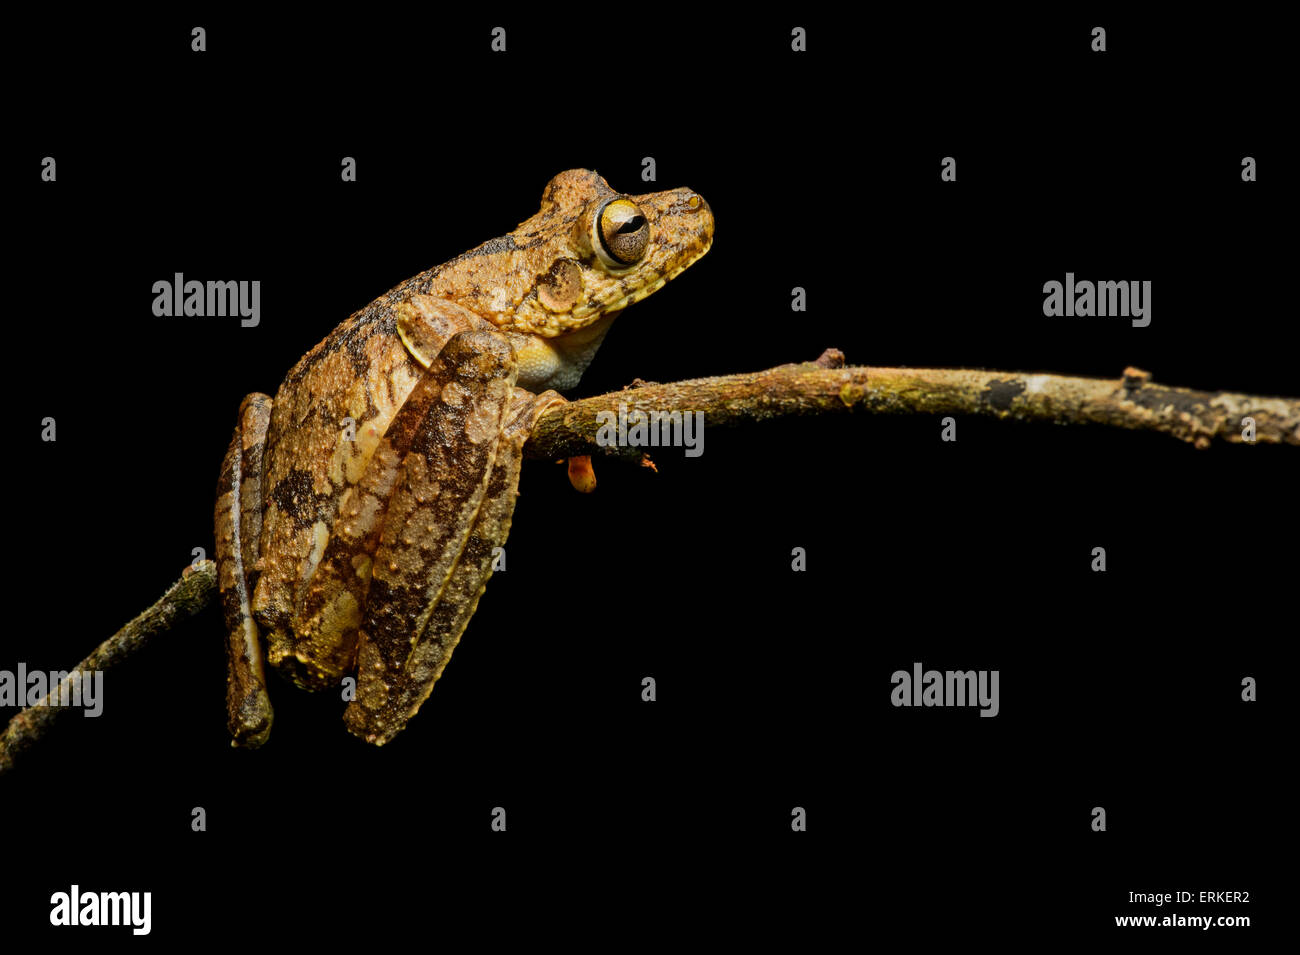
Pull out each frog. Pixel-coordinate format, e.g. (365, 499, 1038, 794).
(214, 169, 713, 748)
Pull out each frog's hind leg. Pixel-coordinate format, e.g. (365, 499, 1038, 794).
(215, 393, 275, 748)
(341, 330, 564, 745)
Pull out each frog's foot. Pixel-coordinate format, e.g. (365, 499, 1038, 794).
(506, 387, 594, 492)
(215, 393, 275, 749)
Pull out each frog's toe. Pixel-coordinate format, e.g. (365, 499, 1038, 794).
(567, 454, 597, 493)
(228, 692, 273, 749)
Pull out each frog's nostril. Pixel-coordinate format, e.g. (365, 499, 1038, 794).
(687, 194, 710, 214)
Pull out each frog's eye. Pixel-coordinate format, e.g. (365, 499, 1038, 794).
(593, 198, 650, 268)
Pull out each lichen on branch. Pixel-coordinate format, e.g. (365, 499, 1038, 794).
(524, 353, 1300, 457)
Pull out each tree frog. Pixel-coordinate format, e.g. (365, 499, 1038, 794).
(214, 169, 713, 748)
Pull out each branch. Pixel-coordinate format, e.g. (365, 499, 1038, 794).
(524, 353, 1300, 457)
(5, 354, 1295, 771)
(0, 561, 217, 774)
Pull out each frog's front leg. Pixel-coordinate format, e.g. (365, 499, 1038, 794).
(342, 329, 563, 744)
(215, 393, 275, 748)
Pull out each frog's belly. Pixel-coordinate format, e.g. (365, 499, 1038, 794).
(251, 314, 423, 688)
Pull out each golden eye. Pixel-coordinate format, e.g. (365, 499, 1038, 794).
(595, 198, 650, 267)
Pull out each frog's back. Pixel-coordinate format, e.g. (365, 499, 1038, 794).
(248, 221, 552, 665)
(250, 276, 434, 686)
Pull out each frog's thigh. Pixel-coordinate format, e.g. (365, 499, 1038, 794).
(291, 331, 494, 680)
(342, 333, 558, 745)
(215, 393, 275, 748)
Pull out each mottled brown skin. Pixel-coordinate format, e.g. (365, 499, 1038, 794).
(214, 169, 713, 747)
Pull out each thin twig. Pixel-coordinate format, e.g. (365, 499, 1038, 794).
(4, 356, 1295, 771)
(525, 358, 1300, 458)
(0, 561, 217, 774)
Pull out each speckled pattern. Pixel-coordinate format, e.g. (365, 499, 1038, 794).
(214, 169, 713, 747)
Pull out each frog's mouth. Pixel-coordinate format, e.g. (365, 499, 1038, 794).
(663, 237, 714, 283)
(599, 236, 714, 314)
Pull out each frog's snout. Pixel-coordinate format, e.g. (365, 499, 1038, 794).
(695, 196, 715, 243)
(643, 185, 713, 244)
(678, 190, 714, 242)
(650, 188, 713, 280)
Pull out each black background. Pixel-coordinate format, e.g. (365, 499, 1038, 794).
(4, 10, 1289, 944)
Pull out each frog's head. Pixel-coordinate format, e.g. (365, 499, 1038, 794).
(523, 168, 714, 333)
(428, 169, 713, 390)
